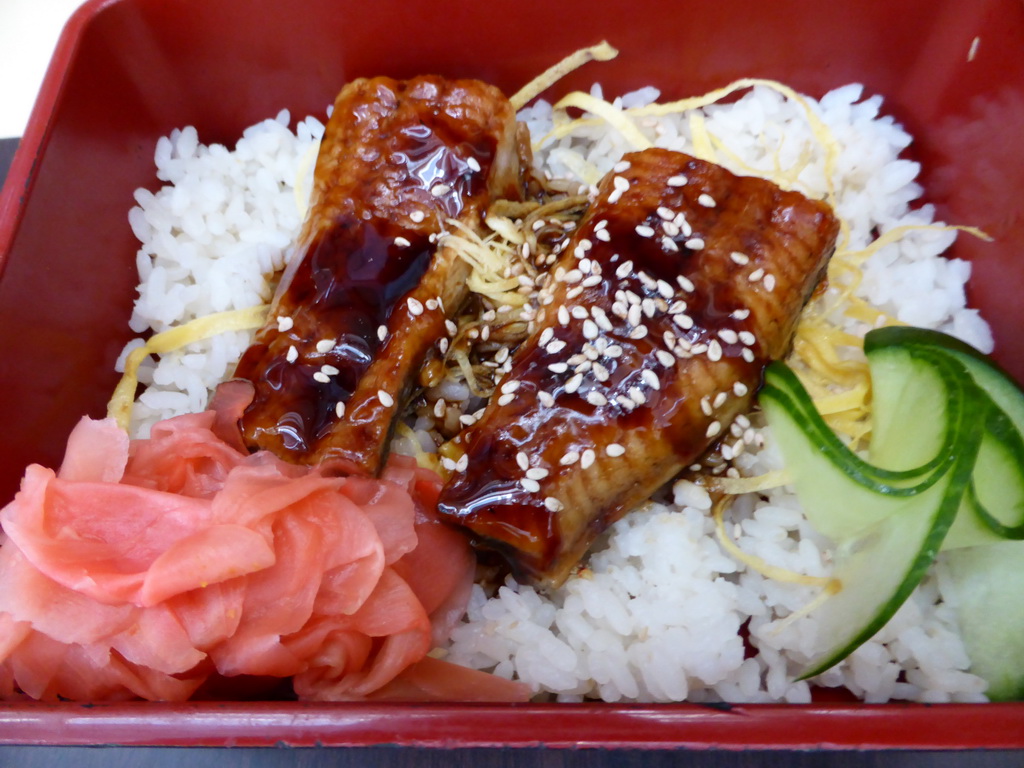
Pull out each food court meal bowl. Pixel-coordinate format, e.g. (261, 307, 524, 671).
(0, 0, 1022, 750)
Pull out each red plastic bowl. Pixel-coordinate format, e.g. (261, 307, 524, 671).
(0, 0, 1022, 750)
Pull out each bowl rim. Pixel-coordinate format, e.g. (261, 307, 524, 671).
(1, 700, 1023, 749)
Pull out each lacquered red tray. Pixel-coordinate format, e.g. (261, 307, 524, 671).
(0, 0, 1022, 749)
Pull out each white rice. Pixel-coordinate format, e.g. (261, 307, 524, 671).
(120, 82, 993, 703)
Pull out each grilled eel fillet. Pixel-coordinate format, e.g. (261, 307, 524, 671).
(233, 76, 523, 475)
(437, 148, 840, 588)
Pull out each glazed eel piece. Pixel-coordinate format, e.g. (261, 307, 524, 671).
(437, 148, 840, 587)
(233, 76, 523, 475)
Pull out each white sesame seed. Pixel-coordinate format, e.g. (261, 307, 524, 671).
(595, 229, 611, 242)
(497, 393, 516, 407)
(445, 319, 458, 335)
(606, 443, 626, 457)
(707, 340, 723, 362)
(749, 267, 765, 282)
(734, 381, 749, 397)
(539, 327, 554, 347)
(564, 374, 584, 394)
(731, 308, 751, 320)
(713, 391, 728, 408)
(539, 391, 556, 408)
(739, 331, 756, 346)
(662, 236, 679, 253)
(721, 443, 734, 461)
(580, 449, 596, 470)
(582, 274, 603, 288)
(741, 348, 756, 363)
(459, 414, 477, 426)
(628, 386, 646, 405)
(276, 315, 294, 333)
(335, 401, 346, 418)
(684, 237, 705, 250)
(455, 454, 469, 472)
(616, 395, 636, 410)
(764, 273, 776, 291)
(667, 175, 688, 187)
(313, 372, 330, 384)
(570, 305, 589, 320)
(656, 280, 675, 300)
(592, 362, 610, 382)
(409, 210, 425, 223)
(613, 160, 632, 173)
(560, 450, 579, 466)
(641, 369, 661, 390)
(582, 319, 599, 340)
(558, 306, 570, 325)
(677, 275, 695, 292)
(613, 175, 630, 192)
(605, 345, 623, 358)
(627, 304, 643, 327)
(656, 349, 676, 367)
(425, 298, 438, 311)
(616, 260, 633, 279)
(635, 224, 655, 238)
(672, 313, 694, 330)
(548, 362, 569, 374)
(286, 345, 299, 363)
(433, 399, 446, 418)
(697, 193, 716, 207)
(466, 156, 481, 172)
(718, 329, 739, 344)
(378, 390, 395, 407)
(730, 251, 749, 265)
(521, 478, 541, 493)
(629, 326, 648, 339)
(526, 467, 549, 480)
(706, 420, 722, 438)
(315, 338, 334, 353)
(321, 364, 340, 376)
(441, 457, 457, 471)
(700, 396, 713, 416)
(516, 451, 530, 470)
(544, 496, 564, 512)
(566, 285, 585, 299)
(439, 338, 449, 355)
(547, 340, 567, 354)
(585, 390, 608, 407)
(501, 380, 521, 395)
(394, 236, 411, 248)
(430, 183, 451, 196)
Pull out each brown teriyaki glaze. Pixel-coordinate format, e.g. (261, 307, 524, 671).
(437, 148, 840, 588)
(233, 75, 523, 475)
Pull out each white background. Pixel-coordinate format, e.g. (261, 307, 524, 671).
(0, 0, 89, 138)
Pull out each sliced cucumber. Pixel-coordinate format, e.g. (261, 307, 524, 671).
(865, 327, 1024, 546)
(761, 349, 964, 543)
(944, 405, 1024, 548)
(866, 326, 1024, 434)
(760, 326, 1024, 691)
(942, 541, 1024, 701)
(796, 438, 977, 680)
